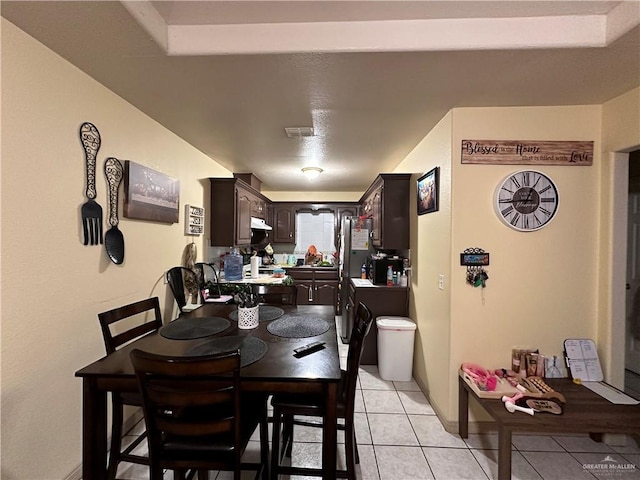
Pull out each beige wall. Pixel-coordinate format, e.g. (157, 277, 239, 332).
(1, 19, 231, 478)
(392, 113, 454, 418)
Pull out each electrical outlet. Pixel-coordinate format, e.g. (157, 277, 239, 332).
(438, 274, 445, 290)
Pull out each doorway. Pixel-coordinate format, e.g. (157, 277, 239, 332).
(627, 149, 640, 396)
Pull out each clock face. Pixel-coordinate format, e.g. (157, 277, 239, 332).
(494, 170, 559, 231)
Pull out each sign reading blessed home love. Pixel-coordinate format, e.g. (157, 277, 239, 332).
(461, 140, 593, 166)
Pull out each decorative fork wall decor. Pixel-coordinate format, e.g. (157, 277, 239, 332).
(79, 122, 103, 245)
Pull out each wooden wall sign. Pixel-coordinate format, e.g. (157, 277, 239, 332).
(461, 140, 593, 166)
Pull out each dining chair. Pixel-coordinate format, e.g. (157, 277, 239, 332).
(254, 284, 298, 305)
(130, 348, 270, 480)
(269, 302, 373, 480)
(97, 297, 163, 480)
(194, 261, 222, 299)
(166, 266, 200, 313)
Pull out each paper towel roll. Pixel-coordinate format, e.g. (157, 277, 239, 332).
(251, 256, 260, 278)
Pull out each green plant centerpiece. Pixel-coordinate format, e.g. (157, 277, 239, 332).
(232, 284, 259, 308)
(282, 275, 294, 286)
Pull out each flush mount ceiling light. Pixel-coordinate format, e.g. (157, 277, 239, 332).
(301, 167, 323, 180)
(285, 127, 315, 138)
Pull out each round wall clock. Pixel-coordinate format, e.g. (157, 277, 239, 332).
(494, 170, 559, 231)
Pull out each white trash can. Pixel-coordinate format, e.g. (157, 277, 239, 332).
(376, 316, 416, 381)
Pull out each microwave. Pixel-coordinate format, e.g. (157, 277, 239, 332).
(368, 256, 404, 285)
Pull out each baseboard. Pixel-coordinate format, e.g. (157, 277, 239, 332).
(65, 409, 145, 479)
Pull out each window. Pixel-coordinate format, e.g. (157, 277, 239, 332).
(295, 212, 336, 255)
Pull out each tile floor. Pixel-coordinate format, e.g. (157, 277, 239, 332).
(112, 319, 640, 480)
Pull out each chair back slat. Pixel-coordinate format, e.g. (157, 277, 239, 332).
(98, 297, 163, 354)
(343, 302, 373, 407)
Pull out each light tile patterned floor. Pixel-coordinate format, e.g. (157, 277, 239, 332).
(111, 319, 640, 480)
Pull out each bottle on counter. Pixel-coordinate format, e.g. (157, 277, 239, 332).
(399, 269, 408, 287)
(361, 264, 367, 279)
(224, 247, 243, 281)
(387, 265, 393, 286)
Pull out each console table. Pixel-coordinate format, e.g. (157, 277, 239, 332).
(458, 374, 640, 480)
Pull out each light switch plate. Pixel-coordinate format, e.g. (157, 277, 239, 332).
(438, 274, 445, 290)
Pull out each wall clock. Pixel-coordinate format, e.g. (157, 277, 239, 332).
(494, 170, 559, 231)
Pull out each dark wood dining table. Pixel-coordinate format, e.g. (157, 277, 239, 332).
(76, 303, 342, 480)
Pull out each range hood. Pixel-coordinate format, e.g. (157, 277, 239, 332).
(251, 217, 272, 230)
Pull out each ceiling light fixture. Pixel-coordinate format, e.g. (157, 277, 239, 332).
(301, 167, 323, 180)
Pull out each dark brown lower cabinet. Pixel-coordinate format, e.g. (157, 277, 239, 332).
(347, 280, 408, 365)
(287, 268, 339, 308)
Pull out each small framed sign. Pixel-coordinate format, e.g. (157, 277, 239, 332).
(417, 167, 439, 215)
(460, 253, 490, 266)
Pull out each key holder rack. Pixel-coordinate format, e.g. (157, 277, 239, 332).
(461, 247, 489, 288)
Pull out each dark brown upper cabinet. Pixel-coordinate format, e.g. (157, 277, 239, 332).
(360, 174, 411, 250)
(209, 177, 270, 247)
(273, 204, 296, 243)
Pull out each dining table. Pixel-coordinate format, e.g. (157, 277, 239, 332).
(75, 303, 342, 480)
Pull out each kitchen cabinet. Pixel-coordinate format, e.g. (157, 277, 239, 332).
(360, 174, 411, 250)
(209, 177, 270, 246)
(273, 204, 296, 243)
(346, 279, 408, 365)
(286, 267, 339, 309)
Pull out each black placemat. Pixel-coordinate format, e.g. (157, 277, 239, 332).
(159, 316, 230, 340)
(267, 315, 330, 338)
(228, 305, 284, 322)
(186, 336, 268, 367)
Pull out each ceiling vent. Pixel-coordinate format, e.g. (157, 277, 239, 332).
(285, 127, 315, 138)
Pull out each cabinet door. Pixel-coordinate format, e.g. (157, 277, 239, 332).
(273, 205, 296, 243)
(235, 188, 252, 245)
(314, 281, 338, 306)
(251, 197, 266, 219)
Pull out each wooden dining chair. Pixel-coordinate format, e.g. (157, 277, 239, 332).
(254, 284, 298, 305)
(130, 348, 270, 480)
(98, 297, 163, 480)
(269, 302, 373, 480)
(166, 266, 200, 313)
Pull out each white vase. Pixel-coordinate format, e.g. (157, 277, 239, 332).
(238, 305, 259, 329)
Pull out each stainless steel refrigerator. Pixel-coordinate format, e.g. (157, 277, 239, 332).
(338, 216, 373, 341)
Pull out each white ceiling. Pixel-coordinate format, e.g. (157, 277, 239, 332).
(2, 1, 640, 192)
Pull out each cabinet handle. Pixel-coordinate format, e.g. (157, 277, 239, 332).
(308, 287, 313, 302)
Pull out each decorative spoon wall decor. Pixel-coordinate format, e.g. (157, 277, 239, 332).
(79, 122, 103, 245)
(104, 157, 125, 264)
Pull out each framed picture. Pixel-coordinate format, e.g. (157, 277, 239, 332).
(417, 167, 439, 215)
(124, 161, 180, 223)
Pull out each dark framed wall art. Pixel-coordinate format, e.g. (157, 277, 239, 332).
(417, 167, 439, 215)
(124, 161, 180, 223)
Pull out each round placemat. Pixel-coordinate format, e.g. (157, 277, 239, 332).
(160, 316, 230, 340)
(267, 316, 330, 338)
(228, 305, 284, 322)
(186, 336, 268, 367)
